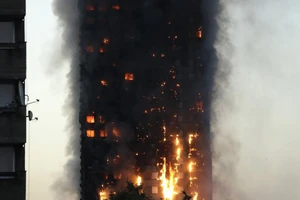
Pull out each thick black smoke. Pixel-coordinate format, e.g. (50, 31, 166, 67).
(51, 0, 80, 199)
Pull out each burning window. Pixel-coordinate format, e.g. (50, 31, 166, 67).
(99, 47, 105, 53)
(112, 128, 119, 137)
(86, 116, 95, 123)
(100, 80, 108, 86)
(113, 173, 122, 180)
(112, 5, 120, 10)
(100, 130, 107, 137)
(196, 101, 203, 111)
(86, 130, 95, 137)
(197, 27, 202, 38)
(103, 38, 109, 44)
(86, 45, 94, 52)
(86, 4, 94, 11)
(99, 115, 105, 123)
(124, 73, 134, 81)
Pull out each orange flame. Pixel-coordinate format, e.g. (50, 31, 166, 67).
(125, 73, 134, 81)
(86, 116, 95, 123)
(112, 5, 120, 10)
(101, 80, 108, 86)
(100, 130, 107, 137)
(136, 176, 142, 186)
(86, 130, 95, 137)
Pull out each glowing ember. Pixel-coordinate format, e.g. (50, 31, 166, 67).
(98, 190, 108, 200)
(112, 5, 120, 10)
(100, 47, 105, 53)
(125, 73, 134, 81)
(103, 38, 109, 44)
(101, 80, 108, 86)
(197, 27, 202, 38)
(162, 125, 167, 142)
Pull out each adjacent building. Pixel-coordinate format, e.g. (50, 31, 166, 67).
(0, 0, 27, 200)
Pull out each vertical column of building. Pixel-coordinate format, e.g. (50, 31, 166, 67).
(0, 0, 27, 200)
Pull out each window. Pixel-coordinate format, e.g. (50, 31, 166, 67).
(100, 130, 107, 137)
(0, 147, 15, 172)
(0, 84, 15, 107)
(86, 116, 95, 123)
(86, 130, 95, 137)
(124, 73, 134, 81)
(0, 22, 15, 43)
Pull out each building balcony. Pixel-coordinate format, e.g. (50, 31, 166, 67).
(0, 171, 26, 200)
(0, 106, 26, 144)
(0, 42, 26, 79)
(0, 0, 25, 17)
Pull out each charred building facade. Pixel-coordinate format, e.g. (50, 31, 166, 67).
(79, 1, 213, 200)
(0, 0, 27, 200)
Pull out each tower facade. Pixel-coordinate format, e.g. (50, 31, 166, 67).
(79, 1, 212, 200)
(0, 0, 27, 200)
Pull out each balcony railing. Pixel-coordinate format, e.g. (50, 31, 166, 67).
(0, 171, 26, 179)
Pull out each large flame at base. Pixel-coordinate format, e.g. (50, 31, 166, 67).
(157, 134, 199, 200)
(159, 157, 178, 200)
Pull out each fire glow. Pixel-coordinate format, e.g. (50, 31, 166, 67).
(157, 132, 200, 200)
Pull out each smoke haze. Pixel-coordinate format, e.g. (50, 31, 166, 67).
(212, 0, 300, 199)
(51, 0, 80, 199)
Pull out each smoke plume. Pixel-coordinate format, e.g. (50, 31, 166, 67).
(212, 0, 300, 199)
(51, 0, 80, 199)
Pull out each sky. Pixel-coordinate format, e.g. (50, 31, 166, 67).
(26, 0, 68, 199)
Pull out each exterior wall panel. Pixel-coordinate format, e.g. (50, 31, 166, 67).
(0, 172, 26, 200)
(0, 0, 25, 16)
(0, 107, 26, 144)
(0, 45, 26, 79)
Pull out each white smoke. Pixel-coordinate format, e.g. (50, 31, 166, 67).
(212, 0, 300, 199)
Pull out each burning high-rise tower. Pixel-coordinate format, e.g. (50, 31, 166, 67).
(77, 0, 217, 200)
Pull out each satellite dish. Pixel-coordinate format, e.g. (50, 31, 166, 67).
(27, 110, 33, 121)
(18, 81, 25, 106)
